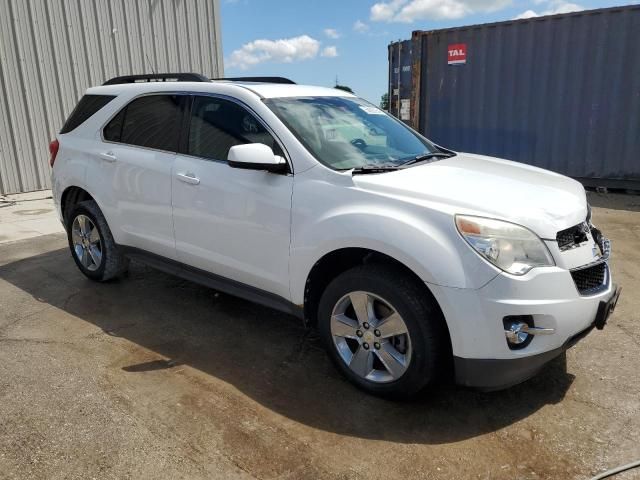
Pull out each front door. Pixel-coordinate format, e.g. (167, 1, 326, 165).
(171, 95, 293, 300)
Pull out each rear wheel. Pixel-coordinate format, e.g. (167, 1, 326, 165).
(66, 200, 128, 281)
(318, 264, 448, 398)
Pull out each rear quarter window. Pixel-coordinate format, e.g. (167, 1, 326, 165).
(60, 94, 115, 134)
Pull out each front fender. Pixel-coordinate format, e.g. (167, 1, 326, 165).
(289, 199, 498, 305)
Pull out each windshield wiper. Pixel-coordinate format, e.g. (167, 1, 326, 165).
(398, 151, 455, 166)
(348, 152, 455, 174)
(350, 164, 400, 174)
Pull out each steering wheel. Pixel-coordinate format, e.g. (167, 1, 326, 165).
(350, 138, 367, 150)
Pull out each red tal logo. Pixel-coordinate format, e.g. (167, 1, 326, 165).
(448, 44, 467, 65)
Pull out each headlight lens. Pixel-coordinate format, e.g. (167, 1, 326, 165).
(455, 215, 555, 275)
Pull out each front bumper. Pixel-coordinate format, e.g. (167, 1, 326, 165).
(454, 323, 593, 391)
(453, 284, 620, 390)
(429, 248, 619, 389)
(430, 263, 615, 357)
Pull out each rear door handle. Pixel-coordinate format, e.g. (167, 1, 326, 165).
(176, 172, 200, 185)
(99, 151, 117, 163)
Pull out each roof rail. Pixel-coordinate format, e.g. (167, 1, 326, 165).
(103, 73, 210, 85)
(212, 76, 296, 84)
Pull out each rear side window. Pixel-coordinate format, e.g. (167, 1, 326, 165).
(187, 96, 281, 161)
(60, 94, 115, 134)
(103, 95, 184, 152)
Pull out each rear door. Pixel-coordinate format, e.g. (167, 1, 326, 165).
(171, 95, 293, 299)
(100, 93, 187, 260)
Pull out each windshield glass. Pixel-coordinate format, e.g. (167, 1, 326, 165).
(264, 96, 439, 170)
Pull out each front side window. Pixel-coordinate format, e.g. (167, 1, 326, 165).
(187, 96, 280, 161)
(103, 95, 184, 152)
(265, 96, 439, 170)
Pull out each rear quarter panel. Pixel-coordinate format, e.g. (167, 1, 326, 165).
(51, 95, 128, 238)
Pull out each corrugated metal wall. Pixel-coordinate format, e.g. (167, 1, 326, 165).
(407, 5, 640, 187)
(0, 0, 223, 195)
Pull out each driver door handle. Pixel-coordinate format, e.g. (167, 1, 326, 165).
(176, 172, 200, 185)
(99, 151, 117, 163)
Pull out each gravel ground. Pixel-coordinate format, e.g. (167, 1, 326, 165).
(0, 192, 638, 480)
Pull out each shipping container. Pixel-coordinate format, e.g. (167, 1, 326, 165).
(0, 0, 223, 195)
(389, 5, 640, 188)
(387, 39, 412, 123)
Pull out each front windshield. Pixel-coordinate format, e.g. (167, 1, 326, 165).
(264, 96, 439, 170)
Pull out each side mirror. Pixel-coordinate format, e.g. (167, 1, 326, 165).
(227, 143, 287, 173)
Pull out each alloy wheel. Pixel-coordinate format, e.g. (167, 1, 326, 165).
(330, 291, 412, 383)
(71, 214, 102, 272)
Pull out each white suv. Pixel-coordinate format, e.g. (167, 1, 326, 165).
(50, 74, 620, 397)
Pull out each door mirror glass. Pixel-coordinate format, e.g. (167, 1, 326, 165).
(227, 143, 287, 172)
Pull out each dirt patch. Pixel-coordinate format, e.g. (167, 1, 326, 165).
(0, 199, 638, 479)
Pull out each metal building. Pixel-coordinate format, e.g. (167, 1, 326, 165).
(389, 5, 640, 188)
(0, 0, 223, 195)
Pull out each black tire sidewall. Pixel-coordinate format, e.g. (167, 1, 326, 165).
(318, 265, 443, 398)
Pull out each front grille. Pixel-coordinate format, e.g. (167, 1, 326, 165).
(571, 262, 608, 295)
(557, 222, 589, 251)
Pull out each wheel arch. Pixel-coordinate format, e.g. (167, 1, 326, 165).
(60, 186, 96, 226)
(303, 247, 449, 338)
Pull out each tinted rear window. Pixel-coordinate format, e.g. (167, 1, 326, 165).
(114, 95, 183, 151)
(60, 94, 115, 134)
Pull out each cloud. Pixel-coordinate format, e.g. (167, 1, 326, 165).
(543, 0, 583, 14)
(324, 28, 341, 39)
(227, 35, 320, 70)
(514, 0, 583, 19)
(514, 9, 538, 18)
(370, 0, 512, 22)
(371, 0, 406, 21)
(321, 46, 339, 57)
(353, 19, 370, 32)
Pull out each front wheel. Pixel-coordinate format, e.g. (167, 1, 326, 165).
(318, 264, 449, 398)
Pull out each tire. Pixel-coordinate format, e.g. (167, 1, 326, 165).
(317, 263, 449, 398)
(66, 200, 129, 282)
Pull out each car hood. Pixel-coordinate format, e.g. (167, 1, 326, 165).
(353, 152, 587, 239)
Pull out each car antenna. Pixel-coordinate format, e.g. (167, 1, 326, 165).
(145, 53, 156, 75)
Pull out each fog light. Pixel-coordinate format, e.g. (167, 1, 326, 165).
(503, 315, 534, 350)
(503, 315, 555, 350)
(505, 322, 530, 345)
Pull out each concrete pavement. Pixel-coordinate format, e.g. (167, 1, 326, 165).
(0, 190, 63, 245)
(0, 192, 639, 479)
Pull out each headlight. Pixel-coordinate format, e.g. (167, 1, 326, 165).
(455, 215, 555, 275)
